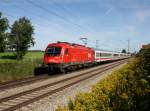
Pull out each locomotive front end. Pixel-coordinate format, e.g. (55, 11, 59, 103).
(44, 46, 63, 65)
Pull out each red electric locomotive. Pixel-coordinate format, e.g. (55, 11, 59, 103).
(43, 42, 95, 73)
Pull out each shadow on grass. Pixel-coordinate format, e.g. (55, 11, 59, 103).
(0, 55, 17, 60)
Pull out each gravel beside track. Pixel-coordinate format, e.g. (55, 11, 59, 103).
(0, 60, 127, 111)
(0, 75, 50, 91)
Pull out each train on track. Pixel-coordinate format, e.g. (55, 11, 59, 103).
(43, 41, 130, 73)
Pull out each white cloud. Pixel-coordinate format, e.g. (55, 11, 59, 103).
(103, 7, 113, 16)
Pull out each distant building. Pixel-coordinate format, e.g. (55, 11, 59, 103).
(142, 44, 150, 49)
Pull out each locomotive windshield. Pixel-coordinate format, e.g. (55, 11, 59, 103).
(46, 47, 61, 56)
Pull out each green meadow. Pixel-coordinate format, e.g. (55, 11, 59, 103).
(0, 52, 44, 82)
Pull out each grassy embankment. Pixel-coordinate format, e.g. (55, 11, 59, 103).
(57, 49, 150, 111)
(0, 52, 44, 82)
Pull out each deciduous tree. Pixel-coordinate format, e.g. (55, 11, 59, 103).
(121, 49, 127, 53)
(10, 17, 35, 59)
(0, 12, 9, 52)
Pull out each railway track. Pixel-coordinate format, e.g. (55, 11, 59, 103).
(0, 60, 126, 111)
(0, 75, 50, 91)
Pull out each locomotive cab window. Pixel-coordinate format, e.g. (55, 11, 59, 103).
(46, 47, 61, 56)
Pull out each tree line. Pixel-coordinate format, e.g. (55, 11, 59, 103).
(0, 12, 35, 59)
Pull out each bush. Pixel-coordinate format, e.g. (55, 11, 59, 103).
(57, 48, 150, 111)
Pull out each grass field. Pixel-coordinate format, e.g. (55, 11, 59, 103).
(0, 52, 44, 62)
(0, 52, 44, 82)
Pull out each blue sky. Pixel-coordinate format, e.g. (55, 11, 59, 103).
(0, 0, 150, 52)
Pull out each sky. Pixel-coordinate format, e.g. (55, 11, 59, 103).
(0, 0, 150, 52)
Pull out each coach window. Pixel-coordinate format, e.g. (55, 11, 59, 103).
(96, 53, 99, 57)
(99, 53, 101, 57)
(114, 54, 119, 56)
(65, 48, 68, 55)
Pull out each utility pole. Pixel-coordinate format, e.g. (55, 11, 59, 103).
(96, 40, 99, 49)
(127, 40, 130, 54)
(127, 40, 130, 62)
(80, 37, 88, 46)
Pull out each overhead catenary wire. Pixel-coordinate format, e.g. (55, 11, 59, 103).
(1, 0, 93, 47)
(1, 0, 126, 51)
(48, 0, 80, 19)
(26, 0, 88, 34)
(2, 0, 99, 45)
(26, 0, 100, 46)
(3, 1, 72, 35)
(0, 2, 45, 28)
